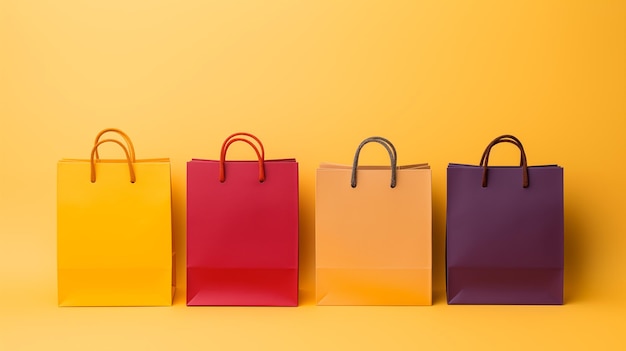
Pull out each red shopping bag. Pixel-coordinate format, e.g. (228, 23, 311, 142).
(186, 133, 299, 306)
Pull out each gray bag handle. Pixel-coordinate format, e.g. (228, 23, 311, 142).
(351, 136, 397, 188)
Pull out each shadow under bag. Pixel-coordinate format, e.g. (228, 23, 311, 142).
(446, 135, 564, 304)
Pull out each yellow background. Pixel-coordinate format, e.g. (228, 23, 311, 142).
(1, 0, 625, 349)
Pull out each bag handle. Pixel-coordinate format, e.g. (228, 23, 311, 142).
(351, 136, 397, 188)
(90, 139, 136, 183)
(219, 132, 266, 183)
(479, 138, 523, 167)
(480, 134, 528, 188)
(93, 128, 136, 162)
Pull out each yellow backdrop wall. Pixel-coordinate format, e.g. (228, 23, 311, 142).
(1, 1, 625, 349)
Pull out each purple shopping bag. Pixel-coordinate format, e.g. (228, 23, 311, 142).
(446, 135, 564, 304)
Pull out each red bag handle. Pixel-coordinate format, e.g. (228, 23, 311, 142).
(93, 128, 136, 162)
(219, 133, 266, 183)
(90, 139, 136, 183)
(479, 138, 524, 167)
(480, 134, 529, 188)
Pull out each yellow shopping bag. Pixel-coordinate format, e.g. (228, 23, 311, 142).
(57, 129, 174, 306)
(316, 137, 432, 305)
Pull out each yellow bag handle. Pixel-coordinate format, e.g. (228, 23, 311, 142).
(90, 139, 136, 183)
(93, 128, 136, 162)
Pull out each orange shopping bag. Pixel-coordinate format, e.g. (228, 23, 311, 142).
(57, 129, 174, 306)
(316, 137, 432, 305)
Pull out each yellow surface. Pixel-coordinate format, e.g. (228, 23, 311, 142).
(0, 0, 624, 349)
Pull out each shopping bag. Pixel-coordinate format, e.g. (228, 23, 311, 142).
(316, 137, 432, 305)
(57, 128, 174, 306)
(446, 135, 564, 304)
(186, 133, 299, 306)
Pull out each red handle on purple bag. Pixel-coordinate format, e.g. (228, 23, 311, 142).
(480, 135, 529, 188)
